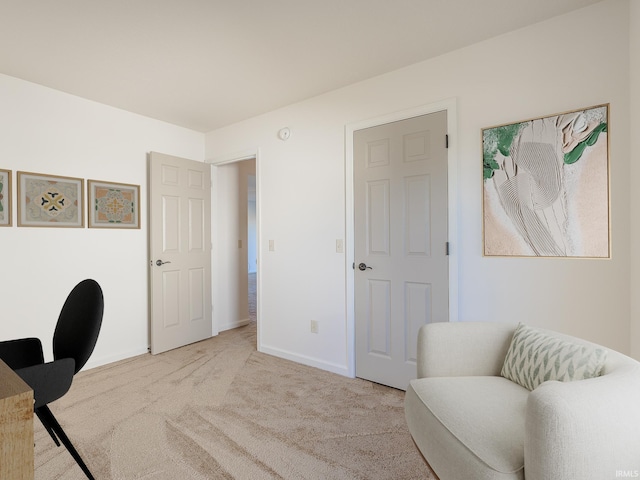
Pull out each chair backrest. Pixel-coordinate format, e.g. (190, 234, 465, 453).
(53, 279, 104, 374)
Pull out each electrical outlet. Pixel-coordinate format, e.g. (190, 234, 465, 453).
(310, 320, 319, 334)
(336, 239, 344, 253)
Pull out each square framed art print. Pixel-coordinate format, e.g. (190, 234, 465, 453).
(482, 104, 609, 258)
(87, 180, 140, 229)
(17, 171, 84, 227)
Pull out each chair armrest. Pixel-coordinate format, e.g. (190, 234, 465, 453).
(525, 366, 640, 480)
(0, 338, 44, 369)
(16, 358, 75, 409)
(417, 322, 516, 378)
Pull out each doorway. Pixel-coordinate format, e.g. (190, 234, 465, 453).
(212, 158, 258, 338)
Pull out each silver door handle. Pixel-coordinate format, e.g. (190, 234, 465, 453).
(156, 260, 172, 266)
(358, 263, 372, 271)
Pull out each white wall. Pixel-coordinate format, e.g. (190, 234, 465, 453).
(0, 73, 204, 368)
(213, 159, 255, 331)
(205, 0, 636, 375)
(2, 1, 633, 378)
(630, 0, 640, 360)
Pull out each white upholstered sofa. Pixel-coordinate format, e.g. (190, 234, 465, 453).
(404, 322, 640, 480)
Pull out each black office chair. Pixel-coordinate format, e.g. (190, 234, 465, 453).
(0, 279, 104, 480)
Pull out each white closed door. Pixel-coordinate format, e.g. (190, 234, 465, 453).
(354, 111, 448, 390)
(149, 151, 212, 355)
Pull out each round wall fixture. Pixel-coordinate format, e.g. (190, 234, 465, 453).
(278, 127, 291, 141)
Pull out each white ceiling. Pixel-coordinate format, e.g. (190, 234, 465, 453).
(0, 0, 602, 132)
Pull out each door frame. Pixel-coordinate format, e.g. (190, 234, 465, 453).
(208, 148, 262, 350)
(345, 98, 459, 378)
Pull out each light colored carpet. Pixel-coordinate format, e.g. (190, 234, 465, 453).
(34, 319, 437, 479)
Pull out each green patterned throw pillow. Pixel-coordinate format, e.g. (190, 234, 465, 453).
(501, 323, 607, 391)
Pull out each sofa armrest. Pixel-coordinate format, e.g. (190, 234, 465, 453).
(417, 322, 516, 378)
(525, 366, 640, 480)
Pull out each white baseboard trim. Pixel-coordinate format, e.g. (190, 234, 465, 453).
(259, 344, 350, 377)
(82, 346, 149, 372)
(82, 339, 351, 380)
(218, 317, 251, 332)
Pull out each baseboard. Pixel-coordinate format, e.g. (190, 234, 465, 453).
(82, 346, 149, 372)
(259, 344, 350, 377)
(82, 335, 351, 380)
(218, 317, 251, 332)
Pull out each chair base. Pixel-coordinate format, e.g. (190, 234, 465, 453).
(36, 405, 95, 480)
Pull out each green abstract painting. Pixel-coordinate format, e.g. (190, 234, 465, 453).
(482, 105, 609, 258)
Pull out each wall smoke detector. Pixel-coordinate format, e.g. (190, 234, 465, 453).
(278, 127, 291, 141)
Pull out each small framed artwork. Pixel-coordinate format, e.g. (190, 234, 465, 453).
(0, 169, 11, 227)
(482, 104, 609, 258)
(87, 180, 140, 229)
(17, 171, 84, 227)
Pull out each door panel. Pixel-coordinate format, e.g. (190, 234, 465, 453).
(367, 180, 390, 255)
(189, 198, 204, 251)
(189, 268, 205, 321)
(405, 175, 430, 255)
(162, 271, 180, 328)
(163, 196, 180, 252)
(149, 151, 212, 354)
(404, 281, 431, 362)
(354, 111, 448, 390)
(368, 279, 391, 356)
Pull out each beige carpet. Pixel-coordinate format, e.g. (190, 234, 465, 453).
(34, 320, 437, 479)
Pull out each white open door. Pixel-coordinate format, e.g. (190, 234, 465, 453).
(354, 111, 449, 390)
(149, 151, 212, 354)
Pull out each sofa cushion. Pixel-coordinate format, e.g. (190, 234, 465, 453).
(408, 376, 528, 476)
(501, 323, 607, 391)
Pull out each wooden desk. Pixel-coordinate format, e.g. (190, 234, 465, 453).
(0, 359, 33, 480)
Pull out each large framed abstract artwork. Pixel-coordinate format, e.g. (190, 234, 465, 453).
(482, 104, 610, 258)
(17, 171, 84, 227)
(87, 180, 140, 229)
(0, 169, 11, 227)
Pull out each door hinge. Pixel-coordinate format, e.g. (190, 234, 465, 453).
(446, 242, 450, 256)
(445, 134, 449, 149)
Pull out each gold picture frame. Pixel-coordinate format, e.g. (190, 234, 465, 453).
(87, 179, 140, 229)
(17, 171, 84, 227)
(0, 169, 11, 227)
